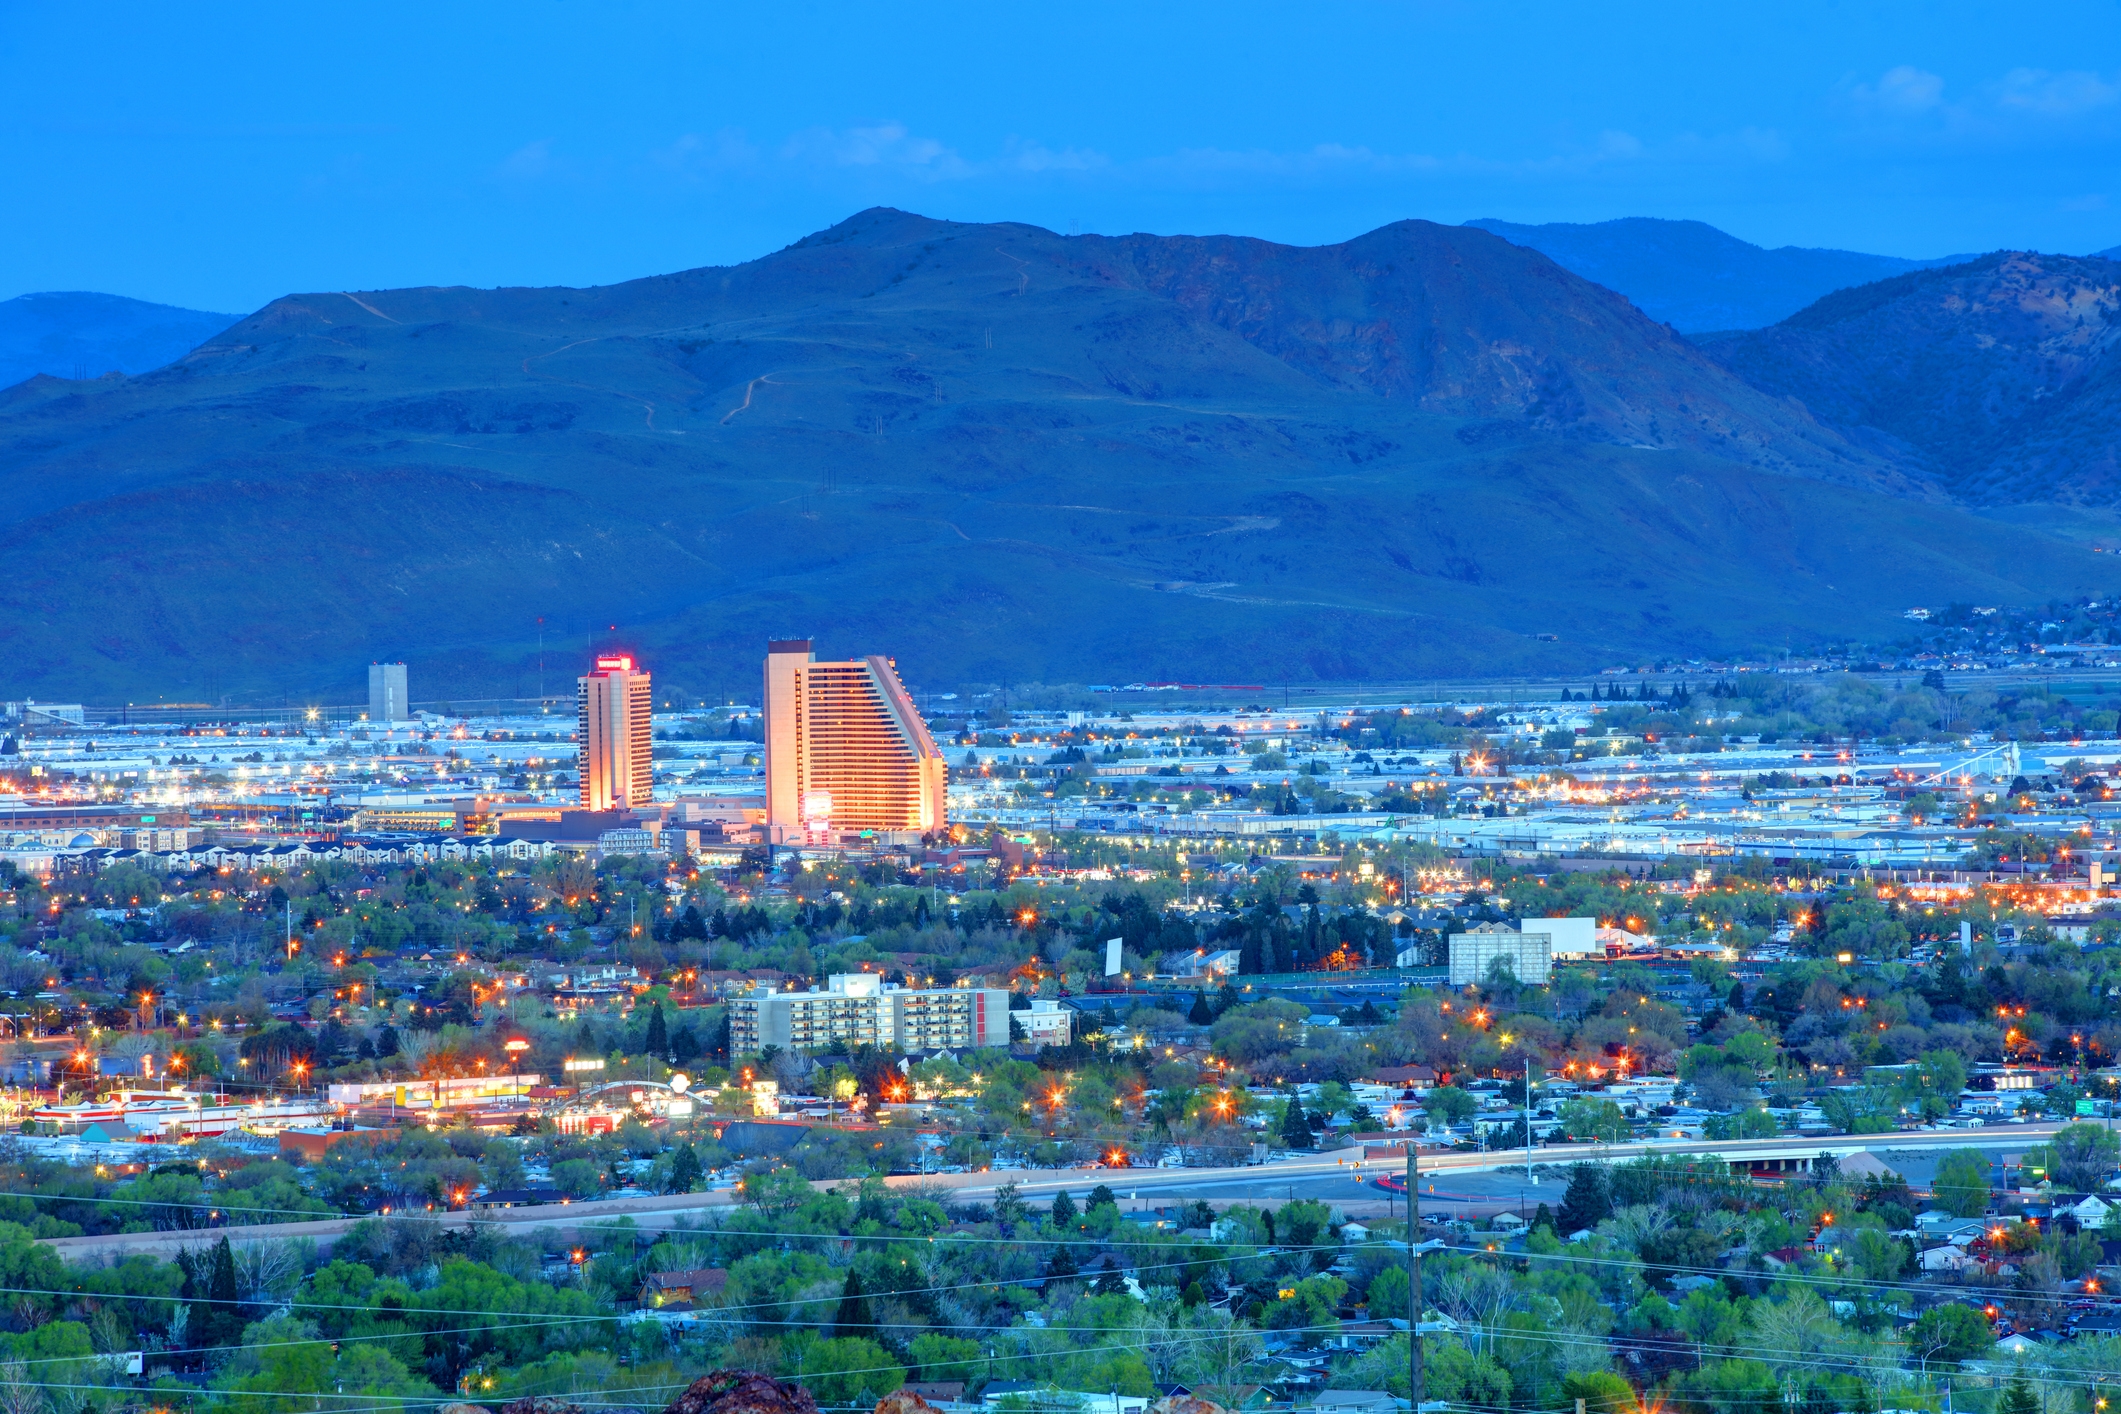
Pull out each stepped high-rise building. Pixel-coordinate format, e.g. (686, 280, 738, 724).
(764, 640, 946, 842)
(577, 653, 653, 810)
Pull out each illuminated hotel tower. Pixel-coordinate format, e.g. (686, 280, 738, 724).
(764, 640, 947, 842)
(577, 654, 654, 810)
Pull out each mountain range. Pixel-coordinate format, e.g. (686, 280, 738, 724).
(1710, 251, 2121, 506)
(1, 209, 2116, 703)
(0, 291, 237, 389)
(1463, 217, 1971, 333)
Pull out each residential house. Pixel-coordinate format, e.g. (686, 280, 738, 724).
(639, 1267, 728, 1309)
(1309, 1394, 1398, 1414)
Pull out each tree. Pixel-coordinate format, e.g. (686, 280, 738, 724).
(2039, 1122, 2121, 1191)
(1279, 1099, 1315, 1151)
(1086, 1183, 1117, 1211)
(645, 1001, 669, 1057)
(1557, 1163, 1612, 1235)
(1423, 1085, 1476, 1128)
(1932, 1150, 1993, 1218)
(203, 1235, 242, 1344)
(1188, 991, 1213, 1025)
(1091, 1260, 1130, 1295)
(667, 1145, 703, 1194)
(1557, 1097, 1630, 1142)
(993, 1182, 1028, 1233)
(375, 1025, 400, 1058)
(1366, 1265, 1409, 1320)
(831, 1267, 872, 1336)
(1907, 1303, 1993, 1368)
(789, 1336, 905, 1408)
(1563, 1372, 1637, 1414)
(1999, 1375, 2040, 1414)
(1050, 1189, 1077, 1228)
(908, 1332, 983, 1382)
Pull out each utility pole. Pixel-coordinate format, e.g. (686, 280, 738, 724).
(1525, 1054, 1535, 1187)
(1407, 1139, 1424, 1407)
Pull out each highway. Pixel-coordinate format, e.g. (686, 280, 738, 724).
(38, 1120, 2079, 1264)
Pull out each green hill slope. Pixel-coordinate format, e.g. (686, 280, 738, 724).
(0, 210, 2109, 703)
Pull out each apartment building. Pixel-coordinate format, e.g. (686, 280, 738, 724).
(727, 972, 1011, 1054)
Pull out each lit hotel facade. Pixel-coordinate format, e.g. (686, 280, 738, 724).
(764, 640, 946, 842)
(577, 654, 654, 810)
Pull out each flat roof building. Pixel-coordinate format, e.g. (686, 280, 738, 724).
(727, 972, 1010, 1054)
(578, 654, 653, 811)
(368, 663, 409, 724)
(1448, 922, 1553, 987)
(764, 640, 945, 842)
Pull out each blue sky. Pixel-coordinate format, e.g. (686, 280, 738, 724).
(7, 1, 2121, 311)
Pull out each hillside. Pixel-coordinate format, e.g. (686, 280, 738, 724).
(1712, 252, 2121, 505)
(0, 291, 237, 388)
(1465, 217, 1966, 332)
(0, 209, 2109, 704)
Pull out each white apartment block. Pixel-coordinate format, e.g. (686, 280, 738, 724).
(728, 972, 1013, 1054)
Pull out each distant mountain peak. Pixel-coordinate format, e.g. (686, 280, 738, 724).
(0, 290, 238, 389)
(1464, 216, 1971, 332)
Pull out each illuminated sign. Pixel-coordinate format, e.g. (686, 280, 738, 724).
(563, 1058, 606, 1073)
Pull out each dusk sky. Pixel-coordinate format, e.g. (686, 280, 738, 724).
(8, 0, 2121, 312)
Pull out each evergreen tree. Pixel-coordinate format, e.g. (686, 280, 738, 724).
(1279, 1099, 1314, 1151)
(1050, 1190, 1078, 1228)
(672, 1023, 701, 1063)
(1215, 981, 1239, 1015)
(375, 1025, 400, 1058)
(1090, 1260, 1130, 1296)
(1239, 929, 1264, 975)
(1187, 991, 1213, 1025)
(1270, 922, 1296, 974)
(1556, 1163, 1611, 1234)
(645, 1001, 669, 1057)
(1181, 1280, 1207, 1308)
(831, 1267, 872, 1336)
(668, 1145, 703, 1194)
(1086, 1184, 1116, 1211)
(206, 1235, 241, 1344)
(1046, 1242, 1079, 1278)
(708, 1009, 731, 1061)
(1999, 1378, 2040, 1414)
(1533, 1202, 1555, 1234)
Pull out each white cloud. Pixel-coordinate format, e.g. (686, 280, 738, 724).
(1855, 65, 1946, 114)
(780, 121, 971, 179)
(653, 128, 760, 177)
(497, 139, 555, 181)
(1997, 67, 2121, 117)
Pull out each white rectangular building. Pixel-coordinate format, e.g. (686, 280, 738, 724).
(1448, 923, 1552, 986)
(367, 662, 409, 723)
(728, 972, 1013, 1054)
(1522, 916, 1599, 959)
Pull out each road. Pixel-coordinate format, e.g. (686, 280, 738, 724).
(39, 1120, 2078, 1263)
